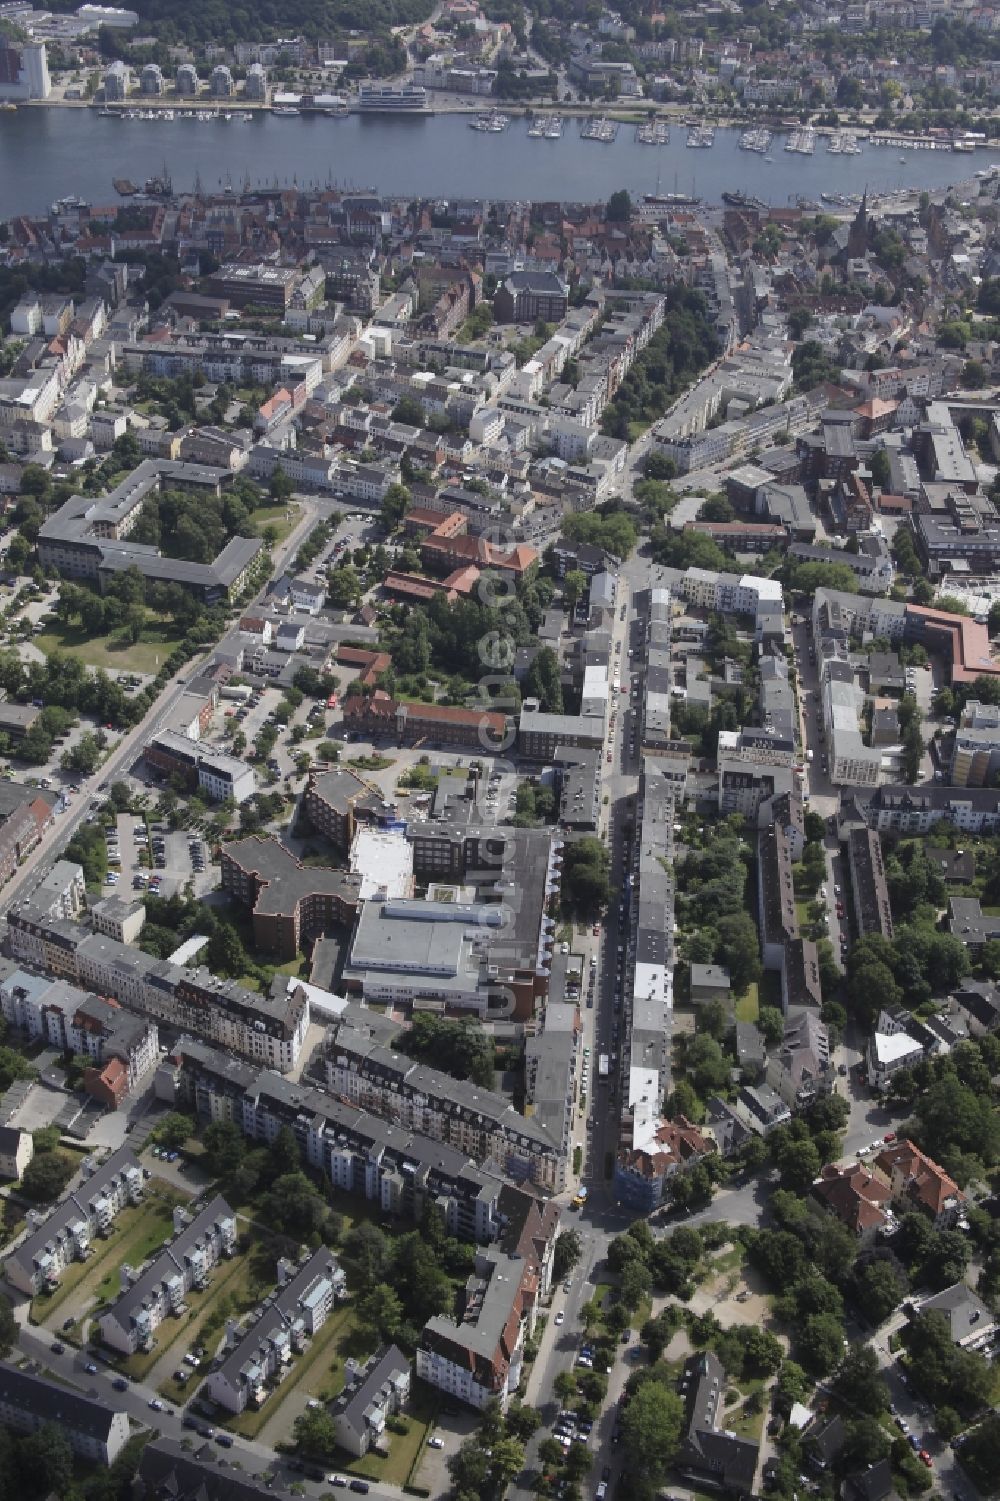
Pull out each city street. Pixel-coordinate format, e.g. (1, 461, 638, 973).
(16, 1321, 405, 1501)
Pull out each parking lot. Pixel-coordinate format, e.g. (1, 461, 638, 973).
(102, 811, 216, 904)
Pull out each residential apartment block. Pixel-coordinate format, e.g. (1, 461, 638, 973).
(206, 1248, 346, 1413)
(0, 1364, 130, 1464)
(5, 1145, 144, 1296)
(99, 1196, 237, 1354)
(847, 827, 894, 941)
(6, 890, 309, 1072)
(37, 459, 263, 605)
(158, 1036, 514, 1247)
(416, 1247, 536, 1410)
(323, 1021, 564, 1192)
(330, 1345, 411, 1456)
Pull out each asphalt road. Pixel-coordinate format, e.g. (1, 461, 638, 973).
(17, 1322, 404, 1501)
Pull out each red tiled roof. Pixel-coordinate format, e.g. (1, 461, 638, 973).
(814, 1161, 892, 1234)
(875, 1138, 964, 1216)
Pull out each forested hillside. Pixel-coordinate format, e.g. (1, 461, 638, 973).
(42, 0, 435, 44)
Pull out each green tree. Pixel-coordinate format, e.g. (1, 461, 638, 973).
(562, 836, 611, 919)
(757, 1006, 785, 1048)
(798, 1312, 848, 1376)
(562, 569, 588, 614)
(620, 1380, 685, 1499)
(202, 1120, 245, 1180)
(269, 465, 293, 502)
(523, 646, 564, 713)
(16, 1423, 73, 1495)
(553, 1229, 583, 1283)
(355, 1282, 403, 1343)
(714, 912, 762, 993)
(381, 482, 410, 529)
(293, 1405, 338, 1457)
(18, 1152, 72, 1200)
(606, 188, 633, 222)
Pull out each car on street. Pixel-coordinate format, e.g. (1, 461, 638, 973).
(328, 1478, 347, 1489)
(52, 1342, 64, 1354)
(428, 1438, 444, 1449)
(918, 1451, 932, 1468)
(85, 1362, 98, 1374)
(149, 1398, 163, 1411)
(555, 1311, 564, 1325)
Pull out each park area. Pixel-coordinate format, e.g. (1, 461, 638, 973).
(35, 613, 185, 675)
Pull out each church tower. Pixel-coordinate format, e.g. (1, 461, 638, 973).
(847, 189, 869, 260)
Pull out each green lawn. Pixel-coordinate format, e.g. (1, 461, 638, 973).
(30, 1183, 188, 1325)
(36, 616, 184, 674)
(126, 1250, 258, 1385)
(726, 1379, 766, 1442)
(349, 1381, 439, 1487)
(253, 503, 301, 546)
(224, 1303, 362, 1440)
(709, 1245, 744, 1276)
(734, 984, 759, 1023)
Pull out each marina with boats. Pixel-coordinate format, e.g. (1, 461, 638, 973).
(581, 116, 618, 142)
(636, 118, 669, 145)
(739, 127, 772, 154)
(785, 127, 817, 155)
(470, 110, 509, 132)
(5, 104, 995, 221)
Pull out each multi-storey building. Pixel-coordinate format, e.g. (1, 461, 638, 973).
(158, 1036, 552, 1250)
(145, 730, 257, 805)
(756, 822, 822, 1012)
(0, 1366, 130, 1464)
(6, 893, 309, 1072)
(416, 1248, 534, 1410)
(99, 1196, 237, 1354)
(324, 1021, 563, 1192)
(4, 1146, 144, 1296)
(849, 785, 1000, 836)
(220, 838, 361, 959)
(37, 459, 262, 605)
(206, 1249, 346, 1413)
(342, 691, 511, 751)
(331, 1346, 411, 1456)
(847, 827, 894, 941)
(0, 781, 57, 888)
(303, 768, 387, 851)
